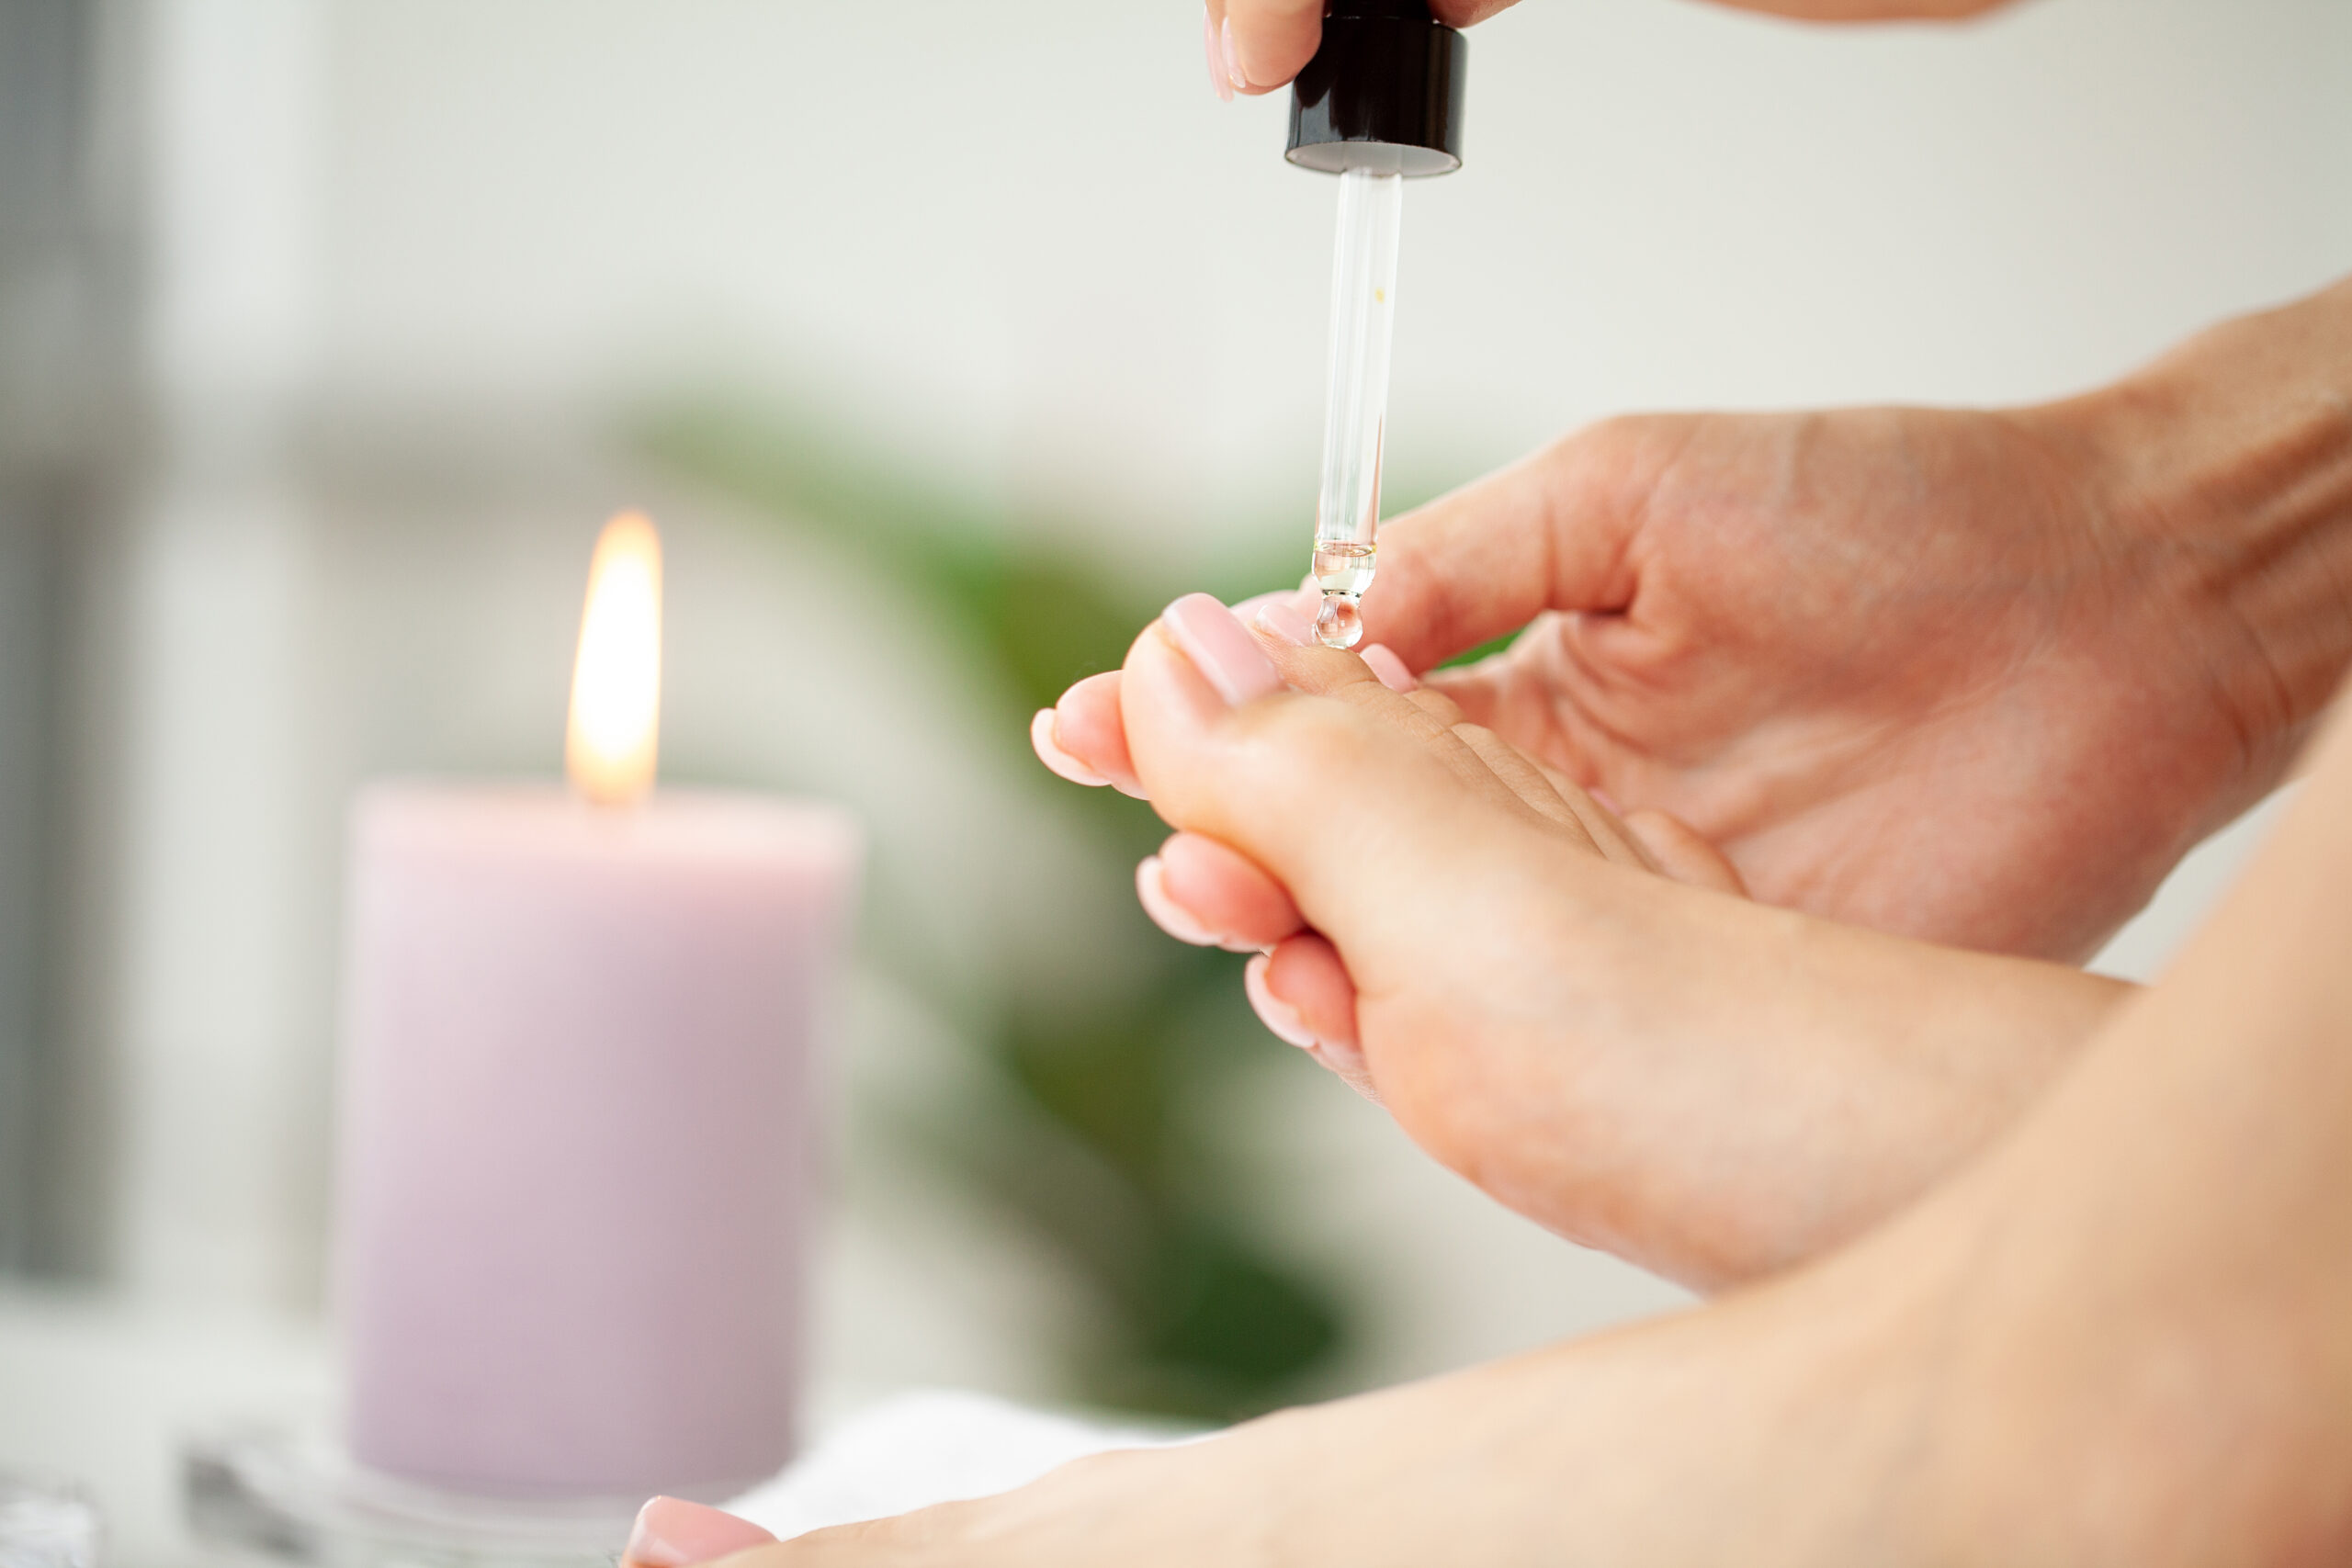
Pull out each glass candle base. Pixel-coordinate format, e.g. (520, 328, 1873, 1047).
(184, 1420, 650, 1568)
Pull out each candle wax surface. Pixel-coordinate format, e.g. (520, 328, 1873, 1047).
(338, 783, 858, 1497)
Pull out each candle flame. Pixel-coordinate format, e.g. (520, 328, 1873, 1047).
(566, 512, 662, 807)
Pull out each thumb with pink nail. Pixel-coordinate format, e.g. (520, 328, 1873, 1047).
(624, 1496, 778, 1568)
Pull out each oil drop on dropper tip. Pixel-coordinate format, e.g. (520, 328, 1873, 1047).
(1282, 0, 1466, 650)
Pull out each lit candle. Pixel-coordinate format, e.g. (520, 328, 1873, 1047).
(335, 513, 860, 1495)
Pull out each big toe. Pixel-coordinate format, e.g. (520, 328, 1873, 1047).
(1119, 597, 1552, 960)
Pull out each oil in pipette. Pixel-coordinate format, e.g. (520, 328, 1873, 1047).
(1308, 165, 1404, 650)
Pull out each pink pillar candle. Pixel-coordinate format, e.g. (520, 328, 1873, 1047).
(336, 783, 858, 1496)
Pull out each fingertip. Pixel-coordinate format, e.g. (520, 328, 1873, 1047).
(1158, 830, 1304, 948)
(1136, 854, 1223, 948)
(1250, 937, 1377, 1101)
(1220, 0, 1322, 92)
(1263, 932, 1362, 1053)
(1031, 709, 1110, 788)
(1204, 6, 1236, 101)
(1049, 671, 1147, 797)
(1244, 952, 1317, 1048)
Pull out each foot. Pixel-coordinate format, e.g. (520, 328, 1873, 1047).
(1104, 593, 2124, 1288)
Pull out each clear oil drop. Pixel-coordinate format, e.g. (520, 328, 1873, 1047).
(1315, 595, 1364, 649)
(1312, 540, 1376, 649)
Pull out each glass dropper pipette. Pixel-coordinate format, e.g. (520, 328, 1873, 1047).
(1309, 165, 1404, 649)
(1280, 0, 1465, 649)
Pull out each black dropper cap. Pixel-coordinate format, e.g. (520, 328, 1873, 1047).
(1285, 0, 1466, 177)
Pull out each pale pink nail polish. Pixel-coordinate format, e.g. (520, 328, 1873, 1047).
(1220, 17, 1250, 92)
(1245, 953, 1318, 1050)
(626, 1497, 777, 1568)
(1204, 8, 1234, 100)
(1031, 709, 1110, 787)
(1163, 592, 1284, 706)
(1361, 644, 1419, 693)
(1590, 785, 1624, 815)
(1136, 856, 1224, 948)
(1253, 595, 1316, 648)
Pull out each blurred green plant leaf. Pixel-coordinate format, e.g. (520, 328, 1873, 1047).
(634, 389, 1349, 1419)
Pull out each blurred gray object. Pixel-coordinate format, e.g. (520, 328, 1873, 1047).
(0, 0, 136, 1280)
(0, 0, 86, 1277)
(0, 1473, 102, 1568)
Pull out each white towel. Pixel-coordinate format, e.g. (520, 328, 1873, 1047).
(724, 1390, 1199, 1542)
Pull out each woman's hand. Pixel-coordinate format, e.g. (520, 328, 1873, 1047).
(1052, 402, 2250, 963)
(1372, 400, 2233, 963)
(1045, 281, 2352, 963)
(1204, 0, 2020, 101)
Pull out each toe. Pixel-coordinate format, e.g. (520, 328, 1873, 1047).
(1047, 671, 1145, 797)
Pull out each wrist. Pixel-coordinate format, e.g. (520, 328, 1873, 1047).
(2056, 279, 2352, 794)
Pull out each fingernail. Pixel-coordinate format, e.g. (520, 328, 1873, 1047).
(1590, 785, 1624, 814)
(1204, 8, 1234, 100)
(1164, 592, 1284, 706)
(626, 1497, 776, 1568)
(1031, 709, 1110, 787)
(1253, 594, 1316, 648)
(1220, 17, 1251, 93)
(1137, 856, 1223, 947)
(1245, 953, 1318, 1049)
(1361, 644, 1418, 693)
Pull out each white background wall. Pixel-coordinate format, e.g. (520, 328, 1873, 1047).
(49, 0, 2352, 1440)
(310, 0, 2352, 538)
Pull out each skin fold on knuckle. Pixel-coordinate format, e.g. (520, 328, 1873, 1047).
(1314, 694, 1535, 829)
(1450, 722, 1573, 805)
(1266, 644, 1385, 696)
(1402, 687, 1468, 726)
(1330, 671, 1458, 744)
(1438, 721, 1589, 838)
